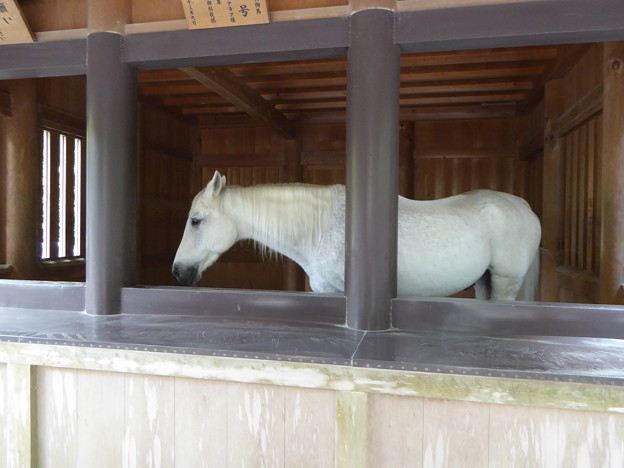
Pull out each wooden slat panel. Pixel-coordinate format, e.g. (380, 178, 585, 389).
(563, 134, 572, 267)
(124, 374, 175, 467)
(37, 367, 78, 467)
(569, 130, 579, 269)
(174, 378, 228, 468)
(560, 113, 603, 280)
(422, 398, 489, 467)
(593, 114, 603, 273)
(227, 382, 285, 467)
(64, 137, 77, 258)
(0, 364, 7, 468)
(284, 388, 336, 468)
(48, 131, 61, 260)
(557, 408, 624, 467)
(586, 118, 596, 273)
(76, 370, 124, 467)
(368, 394, 424, 468)
(489, 404, 558, 466)
(576, 123, 587, 270)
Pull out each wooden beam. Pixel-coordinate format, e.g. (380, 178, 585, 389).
(518, 43, 593, 115)
(179, 66, 296, 139)
(600, 41, 624, 304)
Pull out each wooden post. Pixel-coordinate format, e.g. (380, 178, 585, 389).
(540, 79, 565, 302)
(4, 80, 39, 280)
(86, 33, 137, 315)
(600, 42, 624, 304)
(346, 8, 400, 330)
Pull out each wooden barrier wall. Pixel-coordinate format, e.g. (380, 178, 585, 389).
(1, 345, 624, 468)
(137, 105, 194, 286)
(539, 44, 605, 303)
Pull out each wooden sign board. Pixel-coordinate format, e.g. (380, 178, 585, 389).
(181, 0, 270, 30)
(0, 0, 34, 45)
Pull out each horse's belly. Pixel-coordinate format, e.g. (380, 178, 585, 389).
(397, 238, 490, 297)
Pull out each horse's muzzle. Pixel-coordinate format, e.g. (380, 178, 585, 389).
(172, 263, 201, 285)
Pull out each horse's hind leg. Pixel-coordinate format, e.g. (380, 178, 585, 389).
(474, 270, 491, 300)
(490, 272, 524, 301)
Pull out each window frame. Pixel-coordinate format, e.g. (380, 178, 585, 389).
(37, 106, 86, 267)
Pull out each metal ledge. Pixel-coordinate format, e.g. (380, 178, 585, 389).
(396, 0, 624, 53)
(1, 307, 623, 387)
(122, 16, 350, 70)
(0, 280, 85, 311)
(392, 297, 624, 340)
(121, 286, 346, 325)
(0, 39, 86, 79)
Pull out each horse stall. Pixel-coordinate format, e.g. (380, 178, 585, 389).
(2, 1, 624, 467)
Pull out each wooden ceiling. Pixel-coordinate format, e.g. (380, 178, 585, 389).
(138, 44, 589, 133)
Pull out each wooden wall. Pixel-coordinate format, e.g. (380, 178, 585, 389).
(137, 105, 194, 286)
(2, 345, 624, 468)
(539, 44, 605, 303)
(412, 119, 527, 201)
(0, 77, 86, 282)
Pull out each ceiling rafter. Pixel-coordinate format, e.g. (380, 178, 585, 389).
(179, 66, 296, 140)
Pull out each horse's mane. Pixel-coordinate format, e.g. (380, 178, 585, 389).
(222, 183, 339, 259)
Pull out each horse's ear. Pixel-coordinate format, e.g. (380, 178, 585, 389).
(206, 171, 227, 197)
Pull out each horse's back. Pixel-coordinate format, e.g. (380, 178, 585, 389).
(395, 189, 540, 297)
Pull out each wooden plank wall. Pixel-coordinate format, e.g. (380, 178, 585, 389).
(138, 105, 194, 286)
(20, 0, 87, 31)
(10, 364, 621, 468)
(545, 44, 604, 303)
(0, 363, 5, 462)
(413, 119, 527, 201)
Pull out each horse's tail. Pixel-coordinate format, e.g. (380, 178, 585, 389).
(516, 250, 540, 301)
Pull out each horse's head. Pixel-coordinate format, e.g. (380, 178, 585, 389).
(172, 171, 237, 285)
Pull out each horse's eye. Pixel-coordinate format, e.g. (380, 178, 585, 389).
(190, 217, 201, 227)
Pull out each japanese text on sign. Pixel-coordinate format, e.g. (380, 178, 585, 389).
(181, 0, 269, 29)
(0, 0, 34, 45)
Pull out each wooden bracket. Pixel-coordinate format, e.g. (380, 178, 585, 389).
(180, 66, 296, 140)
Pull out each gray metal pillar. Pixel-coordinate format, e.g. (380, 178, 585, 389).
(86, 32, 137, 315)
(345, 8, 400, 330)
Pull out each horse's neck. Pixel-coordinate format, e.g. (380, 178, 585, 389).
(222, 184, 335, 265)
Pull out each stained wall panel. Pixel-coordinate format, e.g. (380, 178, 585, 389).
(0, 364, 6, 468)
(285, 388, 337, 468)
(227, 382, 286, 467)
(422, 398, 490, 467)
(367, 394, 424, 468)
(124, 374, 175, 467)
(37, 366, 79, 468)
(76, 369, 125, 468)
(174, 378, 228, 468)
(489, 404, 558, 467)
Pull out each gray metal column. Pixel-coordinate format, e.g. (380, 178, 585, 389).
(86, 32, 137, 315)
(345, 8, 400, 330)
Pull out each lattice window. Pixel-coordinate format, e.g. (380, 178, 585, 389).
(40, 128, 85, 262)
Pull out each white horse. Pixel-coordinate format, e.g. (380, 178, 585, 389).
(173, 171, 541, 301)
